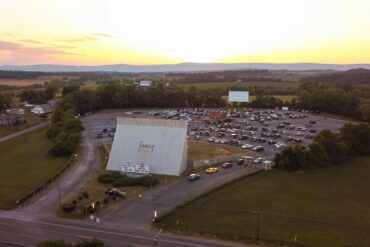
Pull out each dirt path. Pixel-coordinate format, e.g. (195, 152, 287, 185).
(0, 121, 49, 143)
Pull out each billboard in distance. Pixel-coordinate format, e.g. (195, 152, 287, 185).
(228, 91, 249, 102)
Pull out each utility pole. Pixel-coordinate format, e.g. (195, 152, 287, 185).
(256, 211, 260, 241)
(58, 184, 62, 213)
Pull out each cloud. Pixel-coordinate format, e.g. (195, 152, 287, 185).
(0, 40, 67, 55)
(56, 33, 113, 43)
(92, 33, 113, 38)
(18, 39, 44, 45)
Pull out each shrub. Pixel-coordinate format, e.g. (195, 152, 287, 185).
(82, 191, 89, 199)
(97, 174, 115, 184)
(113, 176, 137, 187)
(139, 176, 159, 187)
(62, 203, 75, 213)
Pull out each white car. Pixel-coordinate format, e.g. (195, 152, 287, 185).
(214, 139, 221, 143)
(274, 143, 286, 149)
(242, 144, 253, 149)
(208, 137, 215, 142)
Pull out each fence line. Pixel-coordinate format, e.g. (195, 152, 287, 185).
(15, 155, 75, 206)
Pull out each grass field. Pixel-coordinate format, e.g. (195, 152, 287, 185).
(0, 127, 69, 209)
(160, 157, 370, 246)
(0, 75, 78, 87)
(188, 141, 247, 161)
(178, 81, 300, 91)
(0, 112, 46, 138)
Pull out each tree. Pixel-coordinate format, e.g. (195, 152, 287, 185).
(314, 129, 349, 165)
(359, 99, 370, 122)
(274, 145, 308, 171)
(306, 142, 331, 168)
(37, 240, 73, 247)
(340, 123, 370, 156)
(75, 239, 109, 247)
(62, 85, 80, 96)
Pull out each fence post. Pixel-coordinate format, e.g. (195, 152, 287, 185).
(256, 212, 260, 241)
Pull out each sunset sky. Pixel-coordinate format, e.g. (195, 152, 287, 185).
(0, 0, 369, 65)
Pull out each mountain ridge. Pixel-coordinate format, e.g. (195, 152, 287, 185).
(1, 62, 370, 73)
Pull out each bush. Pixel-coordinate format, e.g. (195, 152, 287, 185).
(138, 176, 159, 187)
(62, 203, 75, 213)
(97, 174, 115, 184)
(82, 191, 89, 199)
(113, 176, 137, 187)
(97, 172, 126, 184)
(112, 175, 159, 187)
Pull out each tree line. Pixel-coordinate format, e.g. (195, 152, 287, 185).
(274, 123, 370, 171)
(297, 82, 370, 121)
(47, 108, 84, 157)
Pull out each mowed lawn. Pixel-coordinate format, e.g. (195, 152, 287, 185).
(160, 157, 370, 246)
(0, 127, 69, 209)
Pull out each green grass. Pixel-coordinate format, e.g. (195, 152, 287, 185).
(178, 81, 301, 90)
(160, 157, 370, 246)
(0, 112, 45, 138)
(0, 127, 69, 209)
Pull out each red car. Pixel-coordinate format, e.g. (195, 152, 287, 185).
(222, 162, 233, 169)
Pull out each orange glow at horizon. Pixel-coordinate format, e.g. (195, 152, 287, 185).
(0, 0, 370, 65)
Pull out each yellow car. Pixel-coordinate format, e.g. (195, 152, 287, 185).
(205, 167, 218, 174)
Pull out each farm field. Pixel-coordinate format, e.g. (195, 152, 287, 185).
(160, 156, 370, 247)
(0, 75, 77, 87)
(0, 127, 69, 209)
(178, 81, 301, 90)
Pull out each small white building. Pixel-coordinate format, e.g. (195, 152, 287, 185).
(107, 117, 188, 176)
(139, 80, 153, 87)
(31, 104, 52, 115)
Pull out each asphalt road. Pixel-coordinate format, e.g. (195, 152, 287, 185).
(0, 216, 253, 247)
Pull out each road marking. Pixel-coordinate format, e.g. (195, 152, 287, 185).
(0, 217, 210, 247)
(0, 240, 33, 247)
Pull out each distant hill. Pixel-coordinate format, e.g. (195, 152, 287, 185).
(1, 63, 370, 73)
(300, 69, 370, 84)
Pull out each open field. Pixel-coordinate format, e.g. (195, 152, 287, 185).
(0, 112, 46, 138)
(0, 127, 69, 209)
(178, 81, 301, 90)
(188, 140, 246, 161)
(160, 156, 370, 247)
(0, 75, 78, 87)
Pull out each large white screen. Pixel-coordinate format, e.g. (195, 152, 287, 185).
(228, 91, 249, 102)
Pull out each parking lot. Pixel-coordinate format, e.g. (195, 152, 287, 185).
(82, 108, 349, 161)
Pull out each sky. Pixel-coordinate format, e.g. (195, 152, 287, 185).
(0, 0, 369, 65)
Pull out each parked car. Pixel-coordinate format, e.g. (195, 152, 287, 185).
(188, 173, 201, 181)
(242, 144, 253, 149)
(108, 132, 115, 137)
(253, 157, 266, 164)
(252, 146, 264, 152)
(97, 133, 103, 138)
(105, 188, 126, 198)
(205, 167, 218, 174)
(222, 162, 233, 169)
